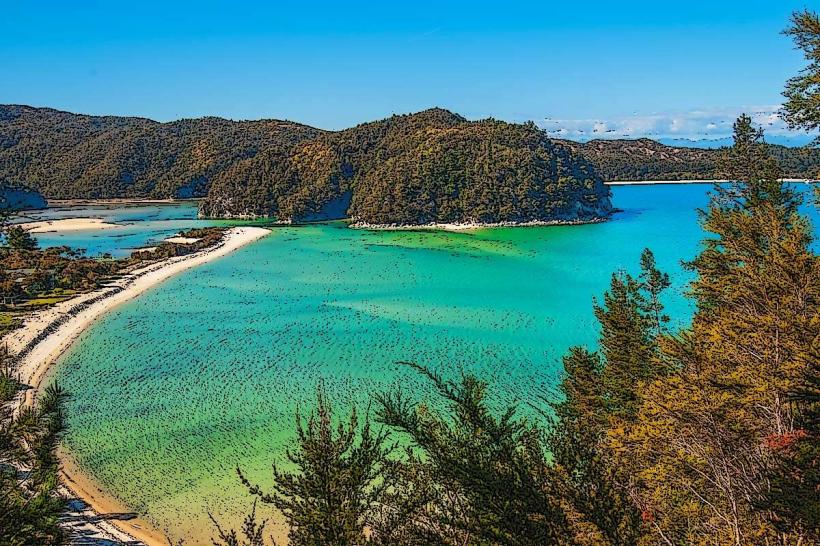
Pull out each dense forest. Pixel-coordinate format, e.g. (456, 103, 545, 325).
(203, 109, 611, 224)
(569, 137, 820, 181)
(0, 105, 321, 200)
(4, 104, 819, 224)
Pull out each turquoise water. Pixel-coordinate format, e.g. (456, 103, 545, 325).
(14, 202, 220, 257)
(51, 184, 818, 542)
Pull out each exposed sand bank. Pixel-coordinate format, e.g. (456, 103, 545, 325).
(164, 236, 201, 244)
(4, 225, 271, 546)
(20, 217, 120, 232)
(349, 217, 608, 232)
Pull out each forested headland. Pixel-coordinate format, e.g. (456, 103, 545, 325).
(3, 103, 819, 224)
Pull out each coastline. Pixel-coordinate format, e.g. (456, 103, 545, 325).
(605, 178, 817, 185)
(4, 225, 271, 546)
(45, 197, 202, 206)
(348, 217, 608, 232)
(19, 217, 120, 232)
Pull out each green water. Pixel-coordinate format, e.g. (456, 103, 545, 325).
(52, 184, 818, 542)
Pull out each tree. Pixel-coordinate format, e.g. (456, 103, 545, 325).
(0, 383, 68, 546)
(237, 385, 390, 546)
(594, 268, 657, 422)
(376, 363, 571, 546)
(637, 249, 670, 338)
(548, 348, 642, 546)
(5, 225, 38, 250)
(783, 10, 820, 141)
(616, 116, 820, 545)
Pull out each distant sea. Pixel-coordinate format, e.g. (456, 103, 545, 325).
(47, 184, 819, 543)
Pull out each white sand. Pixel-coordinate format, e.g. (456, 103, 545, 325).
(20, 218, 119, 232)
(3, 225, 270, 546)
(164, 236, 200, 244)
(349, 218, 606, 232)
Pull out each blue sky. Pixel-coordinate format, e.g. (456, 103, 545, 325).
(1, 1, 816, 139)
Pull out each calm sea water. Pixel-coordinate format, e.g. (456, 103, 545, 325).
(16, 202, 221, 257)
(51, 184, 819, 542)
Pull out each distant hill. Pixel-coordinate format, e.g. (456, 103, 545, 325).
(569, 138, 820, 181)
(1, 105, 817, 222)
(0, 105, 322, 200)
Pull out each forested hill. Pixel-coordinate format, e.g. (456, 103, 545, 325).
(568, 138, 820, 181)
(202, 109, 611, 224)
(2, 105, 818, 223)
(0, 105, 323, 199)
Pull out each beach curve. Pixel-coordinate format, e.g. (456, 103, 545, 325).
(3, 225, 271, 546)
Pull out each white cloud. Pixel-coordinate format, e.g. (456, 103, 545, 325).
(536, 106, 812, 142)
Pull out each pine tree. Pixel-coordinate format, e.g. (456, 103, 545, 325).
(782, 10, 820, 142)
(638, 249, 670, 338)
(237, 386, 391, 546)
(4, 225, 38, 250)
(595, 269, 656, 422)
(617, 116, 820, 545)
(548, 349, 642, 546)
(376, 363, 571, 546)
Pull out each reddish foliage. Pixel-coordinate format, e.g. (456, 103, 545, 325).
(764, 429, 808, 451)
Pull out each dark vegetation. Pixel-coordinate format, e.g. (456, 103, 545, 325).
(130, 227, 226, 260)
(203, 111, 611, 225)
(4, 102, 820, 226)
(0, 352, 68, 546)
(1, 106, 613, 224)
(566, 137, 820, 181)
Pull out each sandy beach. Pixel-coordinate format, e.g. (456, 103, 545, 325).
(4, 225, 270, 546)
(19, 217, 120, 232)
(349, 217, 608, 232)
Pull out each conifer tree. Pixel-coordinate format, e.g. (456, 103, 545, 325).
(237, 386, 391, 546)
(4, 225, 38, 250)
(594, 269, 656, 422)
(783, 10, 820, 143)
(376, 363, 571, 546)
(548, 349, 642, 546)
(0, 383, 68, 546)
(617, 116, 820, 545)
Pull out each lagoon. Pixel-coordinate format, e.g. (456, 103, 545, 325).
(50, 184, 818, 543)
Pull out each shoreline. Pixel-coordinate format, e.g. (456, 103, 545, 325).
(4, 225, 271, 546)
(605, 178, 817, 185)
(46, 197, 203, 206)
(348, 217, 608, 232)
(19, 217, 120, 232)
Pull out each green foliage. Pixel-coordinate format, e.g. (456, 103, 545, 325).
(0, 383, 68, 546)
(548, 348, 642, 546)
(615, 116, 820, 545)
(203, 109, 611, 224)
(0, 105, 322, 199)
(4, 225, 38, 250)
(376, 362, 571, 546)
(783, 10, 820, 141)
(566, 138, 820, 182)
(237, 385, 391, 546)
